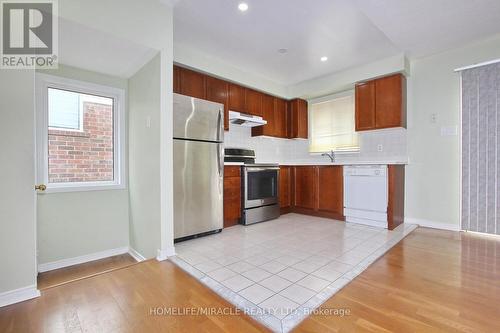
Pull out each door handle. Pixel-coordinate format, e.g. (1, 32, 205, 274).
(35, 184, 47, 191)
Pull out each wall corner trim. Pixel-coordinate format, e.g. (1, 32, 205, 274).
(156, 246, 176, 261)
(405, 218, 461, 231)
(0, 285, 40, 308)
(37, 246, 130, 273)
(128, 247, 146, 262)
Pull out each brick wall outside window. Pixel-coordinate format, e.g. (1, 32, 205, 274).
(48, 102, 113, 183)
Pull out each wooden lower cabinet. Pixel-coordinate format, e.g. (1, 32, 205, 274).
(223, 166, 241, 228)
(280, 164, 404, 230)
(317, 166, 344, 219)
(293, 166, 317, 210)
(388, 165, 405, 230)
(279, 166, 292, 213)
(282, 165, 345, 220)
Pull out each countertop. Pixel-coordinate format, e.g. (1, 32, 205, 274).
(224, 160, 408, 166)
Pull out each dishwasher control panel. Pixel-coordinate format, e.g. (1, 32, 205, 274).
(343, 165, 387, 177)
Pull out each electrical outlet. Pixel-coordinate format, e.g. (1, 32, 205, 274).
(430, 113, 437, 124)
(377, 144, 383, 152)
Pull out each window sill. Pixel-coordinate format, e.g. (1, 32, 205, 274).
(41, 182, 126, 194)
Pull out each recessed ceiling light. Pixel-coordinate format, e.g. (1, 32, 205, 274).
(238, 2, 248, 11)
(320, 56, 328, 62)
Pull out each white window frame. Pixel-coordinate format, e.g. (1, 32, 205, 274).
(308, 90, 360, 154)
(36, 73, 126, 193)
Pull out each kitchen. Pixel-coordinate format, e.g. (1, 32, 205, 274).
(2, 1, 500, 332)
(171, 65, 412, 331)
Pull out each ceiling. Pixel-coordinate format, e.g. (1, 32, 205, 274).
(173, 0, 500, 85)
(59, 18, 158, 78)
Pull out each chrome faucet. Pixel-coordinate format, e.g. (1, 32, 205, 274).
(322, 150, 336, 163)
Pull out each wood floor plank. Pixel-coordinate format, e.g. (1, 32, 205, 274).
(37, 253, 138, 290)
(1, 228, 500, 333)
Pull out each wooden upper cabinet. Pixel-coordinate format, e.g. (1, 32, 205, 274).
(251, 94, 275, 137)
(293, 166, 317, 210)
(275, 98, 288, 138)
(178, 67, 206, 99)
(245, 88, 263, 116)
(317, 166, 343, 218)
(206, 76, 229, 131)
(290, 99, 308, 139)
(228, 83, 246, 113)
(375, 74, 405, 129)
(173, 65, 181, 94)
(355, 81, 376, 131)
(355, 73, 406, 131)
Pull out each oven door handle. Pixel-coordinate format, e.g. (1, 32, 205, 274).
(244, 167, 280, 172)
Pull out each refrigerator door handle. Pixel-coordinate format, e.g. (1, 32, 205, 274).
(217, 143, 223, 178)
(217, 109, 223, 142)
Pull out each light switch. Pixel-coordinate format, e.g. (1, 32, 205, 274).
(440, 125, 458, 136)
(146, 116, 151, 128)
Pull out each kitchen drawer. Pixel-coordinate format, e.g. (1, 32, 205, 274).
(224, 166, 241, 178)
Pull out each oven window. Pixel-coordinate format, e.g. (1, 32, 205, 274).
(247, 170, 277, 200)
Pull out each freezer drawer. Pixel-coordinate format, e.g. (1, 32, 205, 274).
(174, 140, 224, 239)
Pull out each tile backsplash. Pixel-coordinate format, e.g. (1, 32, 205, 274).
(224, 123, 408, 164)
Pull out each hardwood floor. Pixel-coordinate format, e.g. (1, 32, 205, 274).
(37, 253, 138, 290)
(1, 228, 499, 333)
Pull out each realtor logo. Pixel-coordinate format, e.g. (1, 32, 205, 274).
(1, 0, 58, 68)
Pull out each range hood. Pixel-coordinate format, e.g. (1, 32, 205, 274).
(228, 111, 267, 127)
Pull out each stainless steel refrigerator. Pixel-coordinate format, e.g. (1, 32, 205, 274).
(173, 93, 224, 240)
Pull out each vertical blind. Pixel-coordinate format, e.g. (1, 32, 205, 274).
(309, 92, 359, 153)
(461, 63, 500, 235)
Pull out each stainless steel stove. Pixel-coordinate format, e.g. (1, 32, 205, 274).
(224, 149, 280, 225)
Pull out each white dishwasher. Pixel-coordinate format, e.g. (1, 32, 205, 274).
(343, 165, 388, 228)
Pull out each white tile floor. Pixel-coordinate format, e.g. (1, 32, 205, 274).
(170, 213, 417, 333)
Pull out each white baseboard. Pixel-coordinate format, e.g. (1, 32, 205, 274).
(0, 285, 40, 308)
(38, 246, 129, 273)
(405, 218, 461, 231)
(156, 246, 176, 261)
(128, 247, 146, 262)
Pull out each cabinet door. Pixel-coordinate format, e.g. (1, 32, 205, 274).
(317, 166, 343, 217)
(275, 98, 288, 138)
(375, 74, 404, 129)
(279, 166, 292, 209)
(252, 94, 275, 137)
(229, 84, 245, 113)
(290, 99, 308, 139)
(179, 67, 206, 99)
(388, 165, 405, 230)
(293, 166, 317, 210)
(355, 81, 376, 131)
(245, 88, 263, 116)
(206, 76, 229, 131)
(223, 166, 241, 228)
(173, 65, 181, 94)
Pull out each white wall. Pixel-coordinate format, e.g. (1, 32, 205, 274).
(405, 34, 500, 228)
(35, 65, 130, 265)
(128, 54, 162, 259)
(0, 70, 37, 294)
(0, 0, 174, 305)
(59, 0, 175, 260)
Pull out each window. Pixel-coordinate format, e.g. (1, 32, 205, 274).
(36, 74, 126, 192)
(309, 91, 359, 153)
